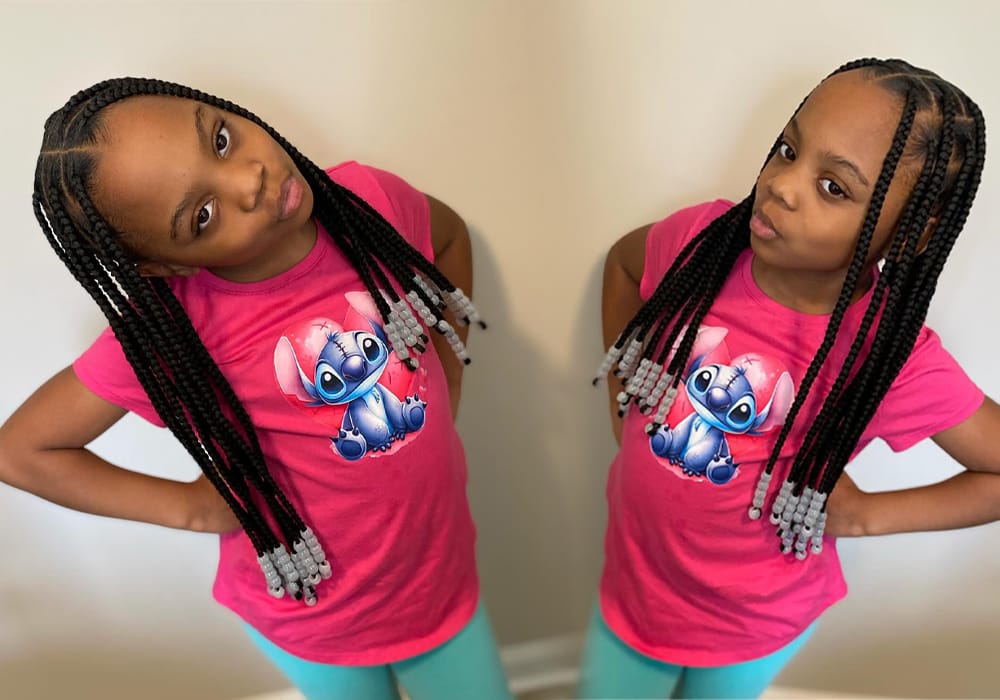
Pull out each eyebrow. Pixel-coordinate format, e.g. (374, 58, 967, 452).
(169, 104, 211, 239)
(788, 117, 872, 189)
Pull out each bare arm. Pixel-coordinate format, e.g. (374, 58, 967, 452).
(602, 225, 651, 444)
(0, 367, 238, 533)
(827, 396, 1000, 536)
(427, 194, 473, 421)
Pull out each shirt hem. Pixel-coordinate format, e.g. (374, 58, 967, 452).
(597, 583, 846, 667)
(218, 585, 481, 666)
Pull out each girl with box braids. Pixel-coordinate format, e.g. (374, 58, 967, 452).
(33, 77, 485, 605)
(595, 58, 985, 560)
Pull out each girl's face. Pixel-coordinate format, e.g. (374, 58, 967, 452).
(751, 70, 919, 280)
(91, 96, 316, 283)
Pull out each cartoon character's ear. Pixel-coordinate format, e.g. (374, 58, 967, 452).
(368, 318, 388, 345)
(685, 326, 729, 375)
(752, 371, 794, 434)
(344, 290, 390, 340)
(274, 336, 319, 403)
(345, 291, 381, 319)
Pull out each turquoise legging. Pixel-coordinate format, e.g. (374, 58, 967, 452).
(245, 602, 513, 700)
(577, 603, 815, 699)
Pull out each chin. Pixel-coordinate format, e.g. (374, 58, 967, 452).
(299, 189, 316, 222)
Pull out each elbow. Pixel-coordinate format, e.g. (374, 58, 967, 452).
(0, 424, 21, 487)
(0, 422, 42, 490)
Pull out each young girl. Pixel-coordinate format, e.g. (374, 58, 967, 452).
(0, 78, 512, 700)
(584, 58, 994, 699)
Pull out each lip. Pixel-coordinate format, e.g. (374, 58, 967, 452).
(278, 173, 303, 222)
(749, 210, 779, 240)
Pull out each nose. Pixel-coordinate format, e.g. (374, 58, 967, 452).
(226, 160, 264, 212)
(341, 355, 366, 381)
(707, 387, 731, 411)
(765, 166, 799, 210)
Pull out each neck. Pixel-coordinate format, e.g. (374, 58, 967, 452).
(210, 219, 318, 283)
(750, 256, 875, 315)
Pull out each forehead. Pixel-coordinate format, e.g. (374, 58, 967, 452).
(793, 71, 904, 174)
(90, 96, 201, 235)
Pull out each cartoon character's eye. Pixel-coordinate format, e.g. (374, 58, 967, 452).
(692, 367, 719, 394)
(727, 396, 756, 431)
(315, 361, 346, 401)
(362, 336, 381, 361)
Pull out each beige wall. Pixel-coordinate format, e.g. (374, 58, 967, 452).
(1, 1, 998, 697)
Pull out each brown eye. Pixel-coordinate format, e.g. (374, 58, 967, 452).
(196, 200, 215, 231)
(215, 124, 231, 156)
(778, 141, 796, 160)
(819, 178, 847, 199)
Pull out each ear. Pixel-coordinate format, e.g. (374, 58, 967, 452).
(881, 215, 938, 260)
(915, 215, 938, 256)
(136, 261, 200, 277)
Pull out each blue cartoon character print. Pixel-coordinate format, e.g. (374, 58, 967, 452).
(274, 292, 428, 461)
(649, 327, 794, 484)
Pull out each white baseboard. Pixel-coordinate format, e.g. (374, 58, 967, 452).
(500, 633, 582, 695)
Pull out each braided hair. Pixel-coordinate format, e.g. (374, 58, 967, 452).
(595, 58, 985, 560)
(33, 77, 485, 605)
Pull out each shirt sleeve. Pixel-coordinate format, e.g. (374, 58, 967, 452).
(72, 326, 167, 427)
(873, 326, 984, 452)
(361, 165, 435, 264)
(639, 199, 735, 300)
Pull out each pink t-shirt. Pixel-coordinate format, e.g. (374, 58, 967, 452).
(600, 200, 984, 666)
(73, 162, 478, 665)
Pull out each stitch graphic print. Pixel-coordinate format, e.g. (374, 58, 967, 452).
(274, 291, 429, 461)
(649, 326, 794, 484)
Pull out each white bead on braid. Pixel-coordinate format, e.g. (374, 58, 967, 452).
(776, 486, 802, 548)
(408, 291, 441, 330)
(382, 312, 415, 368)
(301, 527, 333, 580)
(593, 328, 640, 384)
(593, 342, 624, 385)
(747, 470, 773, 520)
(391, 298, 426, 349)
(646, 384, 678, 430)
(636, 362, 662, 402)
(620, 358, 652, 414)
(810, 511, 828, 554)
(640, 370, 674, 414)
(615, 337, 644, 377)
(267, 544, 302, 600)
(388, 311, 418, 349)
(257, 553, 285, 598)
(443, 287, 486, 329)
(436, 319, 471, 364)
(793, 490, 828, 558)
(411, 274, 444, 310)
(769, 479, 795, 525)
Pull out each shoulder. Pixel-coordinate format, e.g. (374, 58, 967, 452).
(646, 199, 735, 252)
(323, 162, 432, 259)
(638, 199, 735, 299)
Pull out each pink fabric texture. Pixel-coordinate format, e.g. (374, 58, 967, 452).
(600, 200, 984, 666)
(73, 162, 478, 664)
